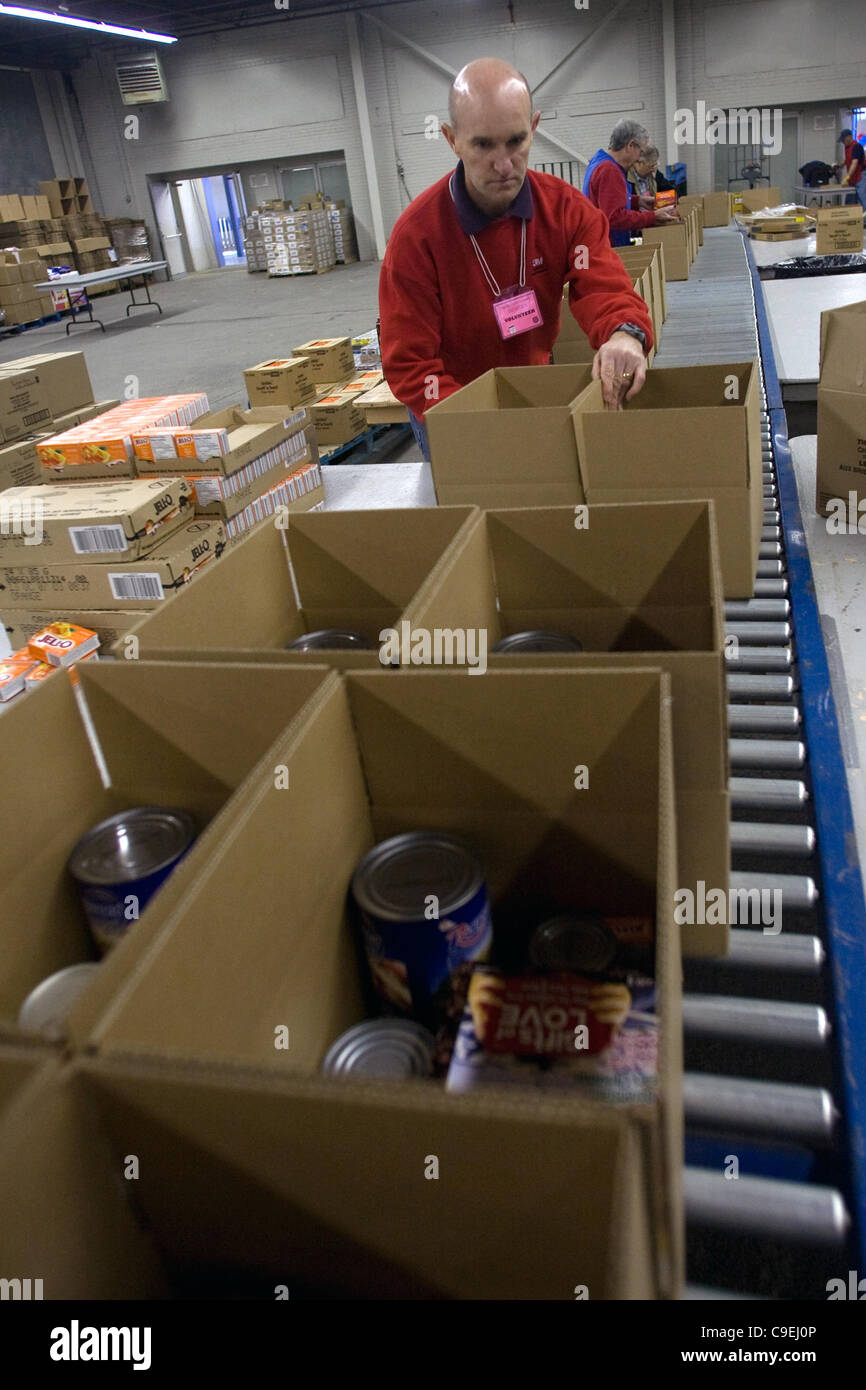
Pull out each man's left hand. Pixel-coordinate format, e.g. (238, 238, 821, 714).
(592, 331, 648, 410)
(637, 194, 655, 210)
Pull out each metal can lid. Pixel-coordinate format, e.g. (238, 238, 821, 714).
(287, 629, 373, 651)
(17, 963, 102, 1039)
(321, 1019, 436, 1077)
(68, 807, 196, 887)
(529, 914, 618, 973)
(352, 831, 485, 922)
(492, 630, 584, 653)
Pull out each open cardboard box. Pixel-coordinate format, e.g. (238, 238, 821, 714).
(572, 361, 763, 597)
(816, 299, 866, 515)
(426, 365, 593, 508)
(406, 501, 729, 955)
(553, 275, 656, 367)
(615, 244, 667, 323)
(702, 192, 731, 227)
(0, 660, 331, 1044)
(113, 506, 479, 668)
(640, 225, 690, 281)
(0, 1040, 51, 1103)
(0, 1043, 673, 1299)
(64, 667, 682, 1298)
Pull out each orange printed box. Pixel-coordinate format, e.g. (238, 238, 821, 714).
(27, 620, 100, 668)
(0, 649, 38, 701)
(654, 190, 677, 211)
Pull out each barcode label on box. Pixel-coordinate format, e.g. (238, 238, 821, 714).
(108, 572, 164, 601)
(69, 524, 128, 555)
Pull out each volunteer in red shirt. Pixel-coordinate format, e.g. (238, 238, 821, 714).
(583, 121, 679, 247)
(378, 58, 654, 462)
(837, 129, 866, 211)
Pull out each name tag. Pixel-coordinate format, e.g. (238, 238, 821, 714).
(492, 288, 543, 339)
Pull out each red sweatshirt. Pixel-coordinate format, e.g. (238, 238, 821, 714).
(586, 159, 658, 239)
(379, 168, 654, 420)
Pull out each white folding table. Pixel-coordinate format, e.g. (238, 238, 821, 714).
(33, 261, 168, 334)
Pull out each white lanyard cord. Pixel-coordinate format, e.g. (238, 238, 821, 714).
(468, 217, 526, 297)
(449, 170, 527, 298)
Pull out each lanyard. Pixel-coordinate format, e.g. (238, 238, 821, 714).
(449, 171, 527, 297)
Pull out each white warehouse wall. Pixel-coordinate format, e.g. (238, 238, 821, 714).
(35, 0, 866, 263)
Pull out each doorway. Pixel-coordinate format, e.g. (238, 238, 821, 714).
(278, 157, 350, 207)
(149, 171, 249, 274)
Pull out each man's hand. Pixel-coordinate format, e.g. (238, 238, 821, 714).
(592, 331, 648, 410)
(637, 193, 655, 210)
(654, 207, 679, 223)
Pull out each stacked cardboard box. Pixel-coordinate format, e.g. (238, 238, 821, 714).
(640, 220, 691, 280)
(553, 264, 658, 366)
(102, 218, 152, 265)
(326, 202, 359, 263)
(241, 213, 268, 272)
(244, 357, 316, 409)
(0, 194, 52, 221)
(701, 191, 731, 227)
(0, 253, 53, 326)
(262, 209, 336, 275)
(293, 336, 354, 386)
(815, 206, 864, 254)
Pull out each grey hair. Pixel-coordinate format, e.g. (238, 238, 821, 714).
(640, 144, 660, 161)
(610, 120, 649, 151)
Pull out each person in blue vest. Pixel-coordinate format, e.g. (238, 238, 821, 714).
(584, 121, 679, 246)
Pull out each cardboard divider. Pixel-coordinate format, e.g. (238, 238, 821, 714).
(0, 1051, 660, 1299)
(65, 667, 681, 1297)
(0, 1041, 52, 1108)
(406, 501, 729, 955)
(0, 661, 332, 1042)
(113, 506, 479, 667)
(426, 365, 594, 508)
(571, 361, 764, 597)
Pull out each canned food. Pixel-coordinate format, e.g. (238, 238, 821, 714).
(286, 629, 373, 651)
(321, 1019, 436, 1078)
(68, 806, 197, 953)
(492, 630, 583, 653)
(17, 963, 102, 1040)
(351, 831, 493, 1028)
(529, 914, 618, 973)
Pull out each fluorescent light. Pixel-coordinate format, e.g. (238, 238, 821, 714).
(0, 5, 178, 43)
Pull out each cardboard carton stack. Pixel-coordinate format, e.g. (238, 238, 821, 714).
(0, 351, 117, 488)
(0, 252, 53, 327)
(325, 201, 359, 263)
(36, 394, 212, 482)
(640, 216, 693, 280)
(815, 299, 866, 516)
(553, 254, 661, 366)
(102, 218, 152, 266)
(241, 213, 268, 272)
(263, 209, 336, 276)
(815, 205, 864, 255)
(292, 336, 377, 447)
(0, 193, 52, 222)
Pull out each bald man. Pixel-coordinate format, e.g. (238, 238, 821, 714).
(379, 58, 654, 462)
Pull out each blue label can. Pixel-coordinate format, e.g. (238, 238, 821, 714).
(68, 806, 197, 953)
(351, 831, 493, 1029)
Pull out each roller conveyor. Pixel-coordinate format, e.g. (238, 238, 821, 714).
(666, 228, 866, 1299)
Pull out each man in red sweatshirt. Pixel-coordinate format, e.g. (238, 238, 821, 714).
(378, 58, 655, 462)
(583, 121, 679, 247)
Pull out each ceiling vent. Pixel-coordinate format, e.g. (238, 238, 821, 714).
(116, 53, 168, 105)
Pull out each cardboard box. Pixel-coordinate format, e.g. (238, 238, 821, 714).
(76, 667, 683, 1295)
(815, 206, 864, 255)
(1, 299, 51, 327)
(0, 281, 41, 307)
(739, 186, 780, 213)
(37, 395, 210, 480)
(1, 352, 94, 418)
(189, 434, 318, 522)
(0, 1038, 674, 1299)
(0, 478, 193, 564)
(0, 1043, 48, 1104)
(552, 275, 656, 366)
(16, 260, 46, 285)
(0, 659, 333, 1044)
(108, 507, 479, 665)
(0, 263, 21, 288)
(244, 358, 315, 409)
(816, 299, 866, 516)
(56, 666, 682, 1299)
(355, 380, 410, 425)
(615, 243, 667, 322)
(0, 519, 226, 611)
(221, 458, 324, 542)
(406, 501, 729, 955)
(72, 236, 111, 255)
(2, 608, 144, 651)
(0, 369, 52, 445)
(426, 365, 594, 509)
(678, 197, 704, 246)
(133, 405, 309, 476)
(309, 391, 366, 447)
(0, 435, 42, 492)
(572, 361, 763, 596)
(0, 194, 25, 220)
(640, 224, 689, 280)
(292, 337, 354, 384)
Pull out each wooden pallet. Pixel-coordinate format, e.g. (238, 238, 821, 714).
(0, 311, 63, 338)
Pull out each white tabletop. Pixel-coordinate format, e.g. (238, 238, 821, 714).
(321, 459, 434, 509)
(33, 261, 167, 292)
(748, 233, 817, 266)
(763, 273, 866, 383)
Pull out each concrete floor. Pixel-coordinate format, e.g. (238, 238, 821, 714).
(0, 261, 388, 417)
